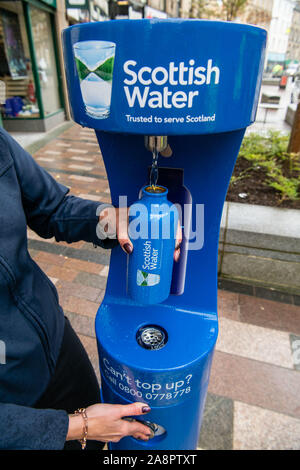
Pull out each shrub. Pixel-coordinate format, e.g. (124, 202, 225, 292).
(231, 131, 300, 204)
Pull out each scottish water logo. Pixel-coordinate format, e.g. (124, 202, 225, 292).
(123, 59, 220, 109)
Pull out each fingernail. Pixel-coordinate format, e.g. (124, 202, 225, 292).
(175, 249, 180, 262)
(142, 406, 151, 413)
(124, 243, 133, 254)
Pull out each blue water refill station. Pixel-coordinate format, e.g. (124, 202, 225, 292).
(62, 20, 266, 450)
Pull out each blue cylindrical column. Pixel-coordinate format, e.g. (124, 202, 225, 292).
(96, 299, 217, 450)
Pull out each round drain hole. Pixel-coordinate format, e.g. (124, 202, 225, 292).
(136, 325, 168, 350)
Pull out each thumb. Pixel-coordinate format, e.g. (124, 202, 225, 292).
(118, 402, 151, 418)
(119, 236, 133, 255)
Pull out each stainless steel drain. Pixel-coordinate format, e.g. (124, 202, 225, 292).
(136, 325, 167, 350)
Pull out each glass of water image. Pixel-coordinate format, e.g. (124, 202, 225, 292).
(73, 40, 116, 119)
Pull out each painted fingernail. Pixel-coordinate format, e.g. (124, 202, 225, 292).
(142, 406, 151, 413)
(124, 243, 133, 254)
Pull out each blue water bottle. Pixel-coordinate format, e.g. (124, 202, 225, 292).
(127, 185, 178, 305)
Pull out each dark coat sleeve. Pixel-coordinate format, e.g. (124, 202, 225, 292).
(3, 128, 117, 249)
(0, 403, 69, 450)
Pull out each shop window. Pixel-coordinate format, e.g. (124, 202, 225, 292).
(30, 6, 61, 116)
(0, 2, 39, 119)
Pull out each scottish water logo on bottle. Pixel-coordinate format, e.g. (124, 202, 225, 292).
(73, 40, 116, 119)
(127, 185, 178, 305)
(136, 269, 160, 287)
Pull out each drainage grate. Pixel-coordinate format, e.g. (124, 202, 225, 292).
(136, 325, 168, 350)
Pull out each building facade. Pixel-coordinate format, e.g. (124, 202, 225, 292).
(0, 0, 65, 132)
(240, 0, 273, 30)
(179, 0, 273, 26)
(266, 0, 296, 68)
(165, 0, 179, 17)
(286, 1, 300, 62)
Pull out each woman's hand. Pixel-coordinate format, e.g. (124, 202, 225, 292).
(67, 402, 153, 443)
(99, 206, 182, 261)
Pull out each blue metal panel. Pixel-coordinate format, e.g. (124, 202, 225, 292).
(62, 19, 266, 134)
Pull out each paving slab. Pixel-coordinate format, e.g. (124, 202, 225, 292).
(225, 202, 300, 238)
(234, 401, 300, 450)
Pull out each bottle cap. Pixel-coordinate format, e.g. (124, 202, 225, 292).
(143, 185, 168, 195)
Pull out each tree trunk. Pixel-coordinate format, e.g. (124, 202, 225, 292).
(288, 102, 300, 153)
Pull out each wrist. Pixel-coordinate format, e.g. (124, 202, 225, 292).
(66, 414, 84, 441)
(98, 203, 114, 218)
(97, 204, 117, 239)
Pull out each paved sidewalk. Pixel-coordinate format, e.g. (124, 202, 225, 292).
(248, 80, 293, 135)
(24, 123, 300, 450)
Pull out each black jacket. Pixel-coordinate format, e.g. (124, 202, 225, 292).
(0, 128, 113, 449)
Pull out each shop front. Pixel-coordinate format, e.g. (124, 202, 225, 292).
(0, 0, 65, 132)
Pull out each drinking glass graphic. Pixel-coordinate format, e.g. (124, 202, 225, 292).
(73, 40, 116, 119)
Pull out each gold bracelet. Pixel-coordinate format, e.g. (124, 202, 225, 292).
(74, 408, 88, 450)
